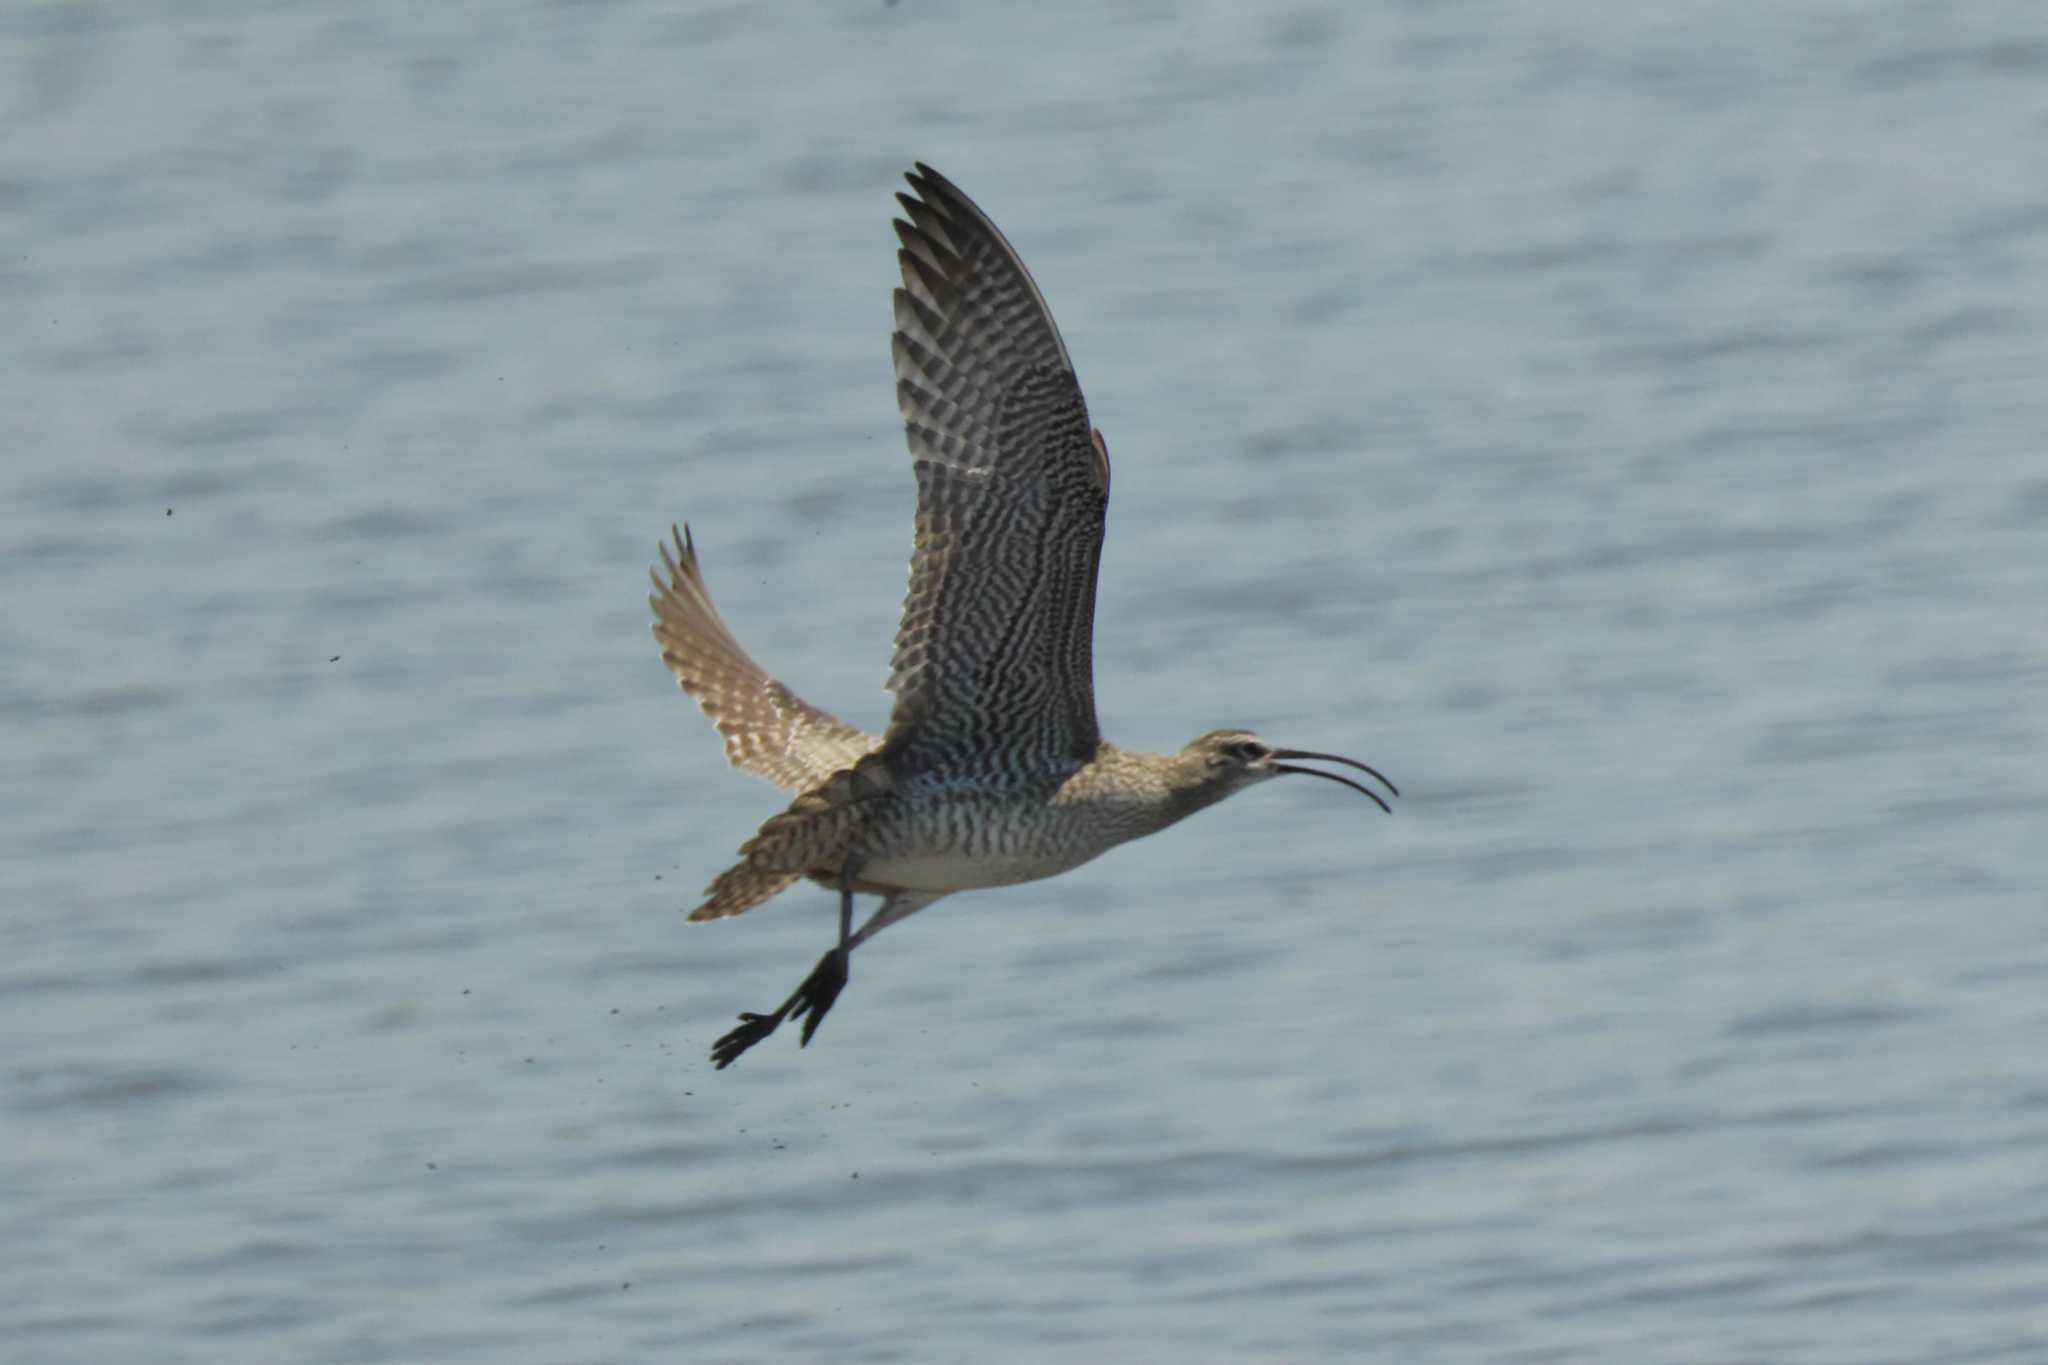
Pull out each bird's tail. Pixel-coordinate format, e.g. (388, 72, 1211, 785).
(687, 750, 894, 921)
(687, 863, 801, 922)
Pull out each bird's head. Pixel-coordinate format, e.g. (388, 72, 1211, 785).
(1173, 729, 1398, 815)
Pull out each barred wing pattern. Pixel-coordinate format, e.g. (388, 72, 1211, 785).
(650, 525, 880, 791)
(884, 164, 1113, 774)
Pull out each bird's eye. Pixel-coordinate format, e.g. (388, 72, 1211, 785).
(1231, 741, 1268, 762)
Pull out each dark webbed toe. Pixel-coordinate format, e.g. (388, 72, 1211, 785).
(789, 948, 849, 1047)
(707, 946, 853, 1067)
(710, 1011, 780, 1070)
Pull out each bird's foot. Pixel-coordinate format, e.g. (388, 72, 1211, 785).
(710, 1011, 781, 1070)
(788, 947, 849, 1047)
(707, 947, 850, 1069)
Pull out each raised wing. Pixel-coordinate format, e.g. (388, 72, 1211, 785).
(650, 525, 879, 790)
(884, 164, 1112, 774)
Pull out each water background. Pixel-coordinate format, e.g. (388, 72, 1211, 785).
(6, 2, 2047, 1360)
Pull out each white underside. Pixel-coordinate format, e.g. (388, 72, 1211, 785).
(858, 848, 1101, 892)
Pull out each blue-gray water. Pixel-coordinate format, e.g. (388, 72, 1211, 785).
(6, 3, 2047, 1361)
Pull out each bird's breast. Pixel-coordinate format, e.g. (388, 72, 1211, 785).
(854, 846, 1101, 892)
(848, 792, 1122, 891)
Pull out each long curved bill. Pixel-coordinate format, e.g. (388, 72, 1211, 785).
(1270, 749, 1399, 815)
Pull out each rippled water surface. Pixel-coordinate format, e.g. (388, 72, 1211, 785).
(6, 3, 2047, 1361)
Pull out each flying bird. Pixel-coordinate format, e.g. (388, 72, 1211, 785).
(651, 164, 1396, 1069)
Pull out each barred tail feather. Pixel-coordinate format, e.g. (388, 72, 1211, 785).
(687, 863, 800, 922)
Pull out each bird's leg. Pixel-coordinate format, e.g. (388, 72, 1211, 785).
(709, 857, 859, 1070)
(789, 866, 857, 1045)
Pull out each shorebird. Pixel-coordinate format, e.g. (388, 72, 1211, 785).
(651, 164, 1397, 1070)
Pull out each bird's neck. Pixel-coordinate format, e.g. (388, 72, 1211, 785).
(1055, 741, 1221, 841)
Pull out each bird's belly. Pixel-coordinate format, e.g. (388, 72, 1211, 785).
(856, 847, 1097, 892)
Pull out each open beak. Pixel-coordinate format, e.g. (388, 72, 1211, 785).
(1269, 749, 1400, 815)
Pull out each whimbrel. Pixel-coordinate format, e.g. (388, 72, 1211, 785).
(651, 164, 1397, 1070)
